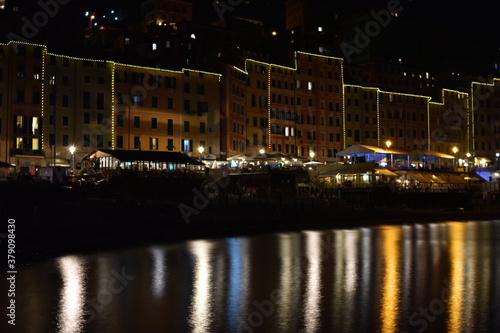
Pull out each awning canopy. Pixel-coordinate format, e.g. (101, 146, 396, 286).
(227, 154, 250, 161)
(337, 144, 410, 156)
(85, 149, 204, 165)
(336, 145, 454, 159)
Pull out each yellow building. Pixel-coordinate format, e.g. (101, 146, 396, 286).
(180, 69, 221, 159)
(343, 85, 379, 148)
(43, 53, 113, 168)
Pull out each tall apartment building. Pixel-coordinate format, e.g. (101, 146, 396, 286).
(343, 85, 379, 148)
(0, 44, 7, 163)
(294, 52, 343, 161)
(220, 64, 248, 157)
(470, 79, 500, 162)
(245, 60, 270, 155)
(179, 69, 221, 158)
(0, 43, 44, 174)
(43, 53, 113, 167)
(378, 91, 430, 151)
(429, 89, 469, 156)
(114, 63, 183, 154)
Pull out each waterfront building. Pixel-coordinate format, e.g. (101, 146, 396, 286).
(1, 43, 45, 174)
(179, 68, 221, 159)
(0, 41, 498, 177)
(294, 52, 344, 162)
(220, 64, 248, 158)
(43, 53, 113, 169)
(378, 91, 430, 151)
(429, 89, 469, 160)
(343, 84, 379, 148)
(113, 63, 183, 154)
(469, 79, 500, 166)
(244, 59, 270, 156)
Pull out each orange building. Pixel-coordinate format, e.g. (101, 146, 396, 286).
(294, 52, 343, 161)
(220, 64, 248, 157)
(1, 42, 45, 174)
(378, 91, 430, 151)
(113, 63, 182, 154)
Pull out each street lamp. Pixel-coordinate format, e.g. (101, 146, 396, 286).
(198, 146, 204, 162)
(259, 148, 265, 155)
(69, 145, 76, 175)
(385, 140, 393, 168)
(309, 151, 315, 161)
(452, 147, 458, 170)
(496, 152, 499, 169)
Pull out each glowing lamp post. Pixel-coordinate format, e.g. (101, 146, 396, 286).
(309, 151, 315, 162)
(496, 152, 499, 169)
(69, 145, 76, 175)
(259, 148, 265, 155)
(198, 146, 204, 162)
(385, 140, 393, 168)
(452, 147, 458, 170)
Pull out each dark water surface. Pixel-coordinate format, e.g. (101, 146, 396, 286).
(3, 220, 500, 333)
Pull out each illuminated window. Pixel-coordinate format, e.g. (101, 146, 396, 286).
(31, 117, 39, 135)
(318, 27, 323, 32)
(307, 82, 313, 90)
(16, 137, 23, 149)
(152, 43, 157, 50)
(285, 127, 289, 136)
(150, 137, 158, 150)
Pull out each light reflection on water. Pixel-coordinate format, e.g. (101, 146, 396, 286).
(56, 256, 87, 333)
(7, 220, 500, 333)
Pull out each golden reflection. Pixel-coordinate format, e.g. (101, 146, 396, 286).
(380, 227, 401, 333)
(447, 222, 465, 333)
(188, 240, 215, 333)
(56, 256, 87, 333)
(278, 233, 300, 328)
(303, 231, 322, 333)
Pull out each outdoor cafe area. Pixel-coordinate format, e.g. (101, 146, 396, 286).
(317, 145, 478, 190)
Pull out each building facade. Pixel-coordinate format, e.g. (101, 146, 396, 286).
(0, 42, 499, 175)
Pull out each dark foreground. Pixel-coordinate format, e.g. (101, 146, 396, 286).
(1, 180, 499, 267)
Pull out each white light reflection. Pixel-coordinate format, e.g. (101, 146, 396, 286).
(188, 240, 215, 333)
(150, 247, 167, 299)
(226, 237, 250, 332)
(56, 256, 87, 333)
(303, 231, 322, 333)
